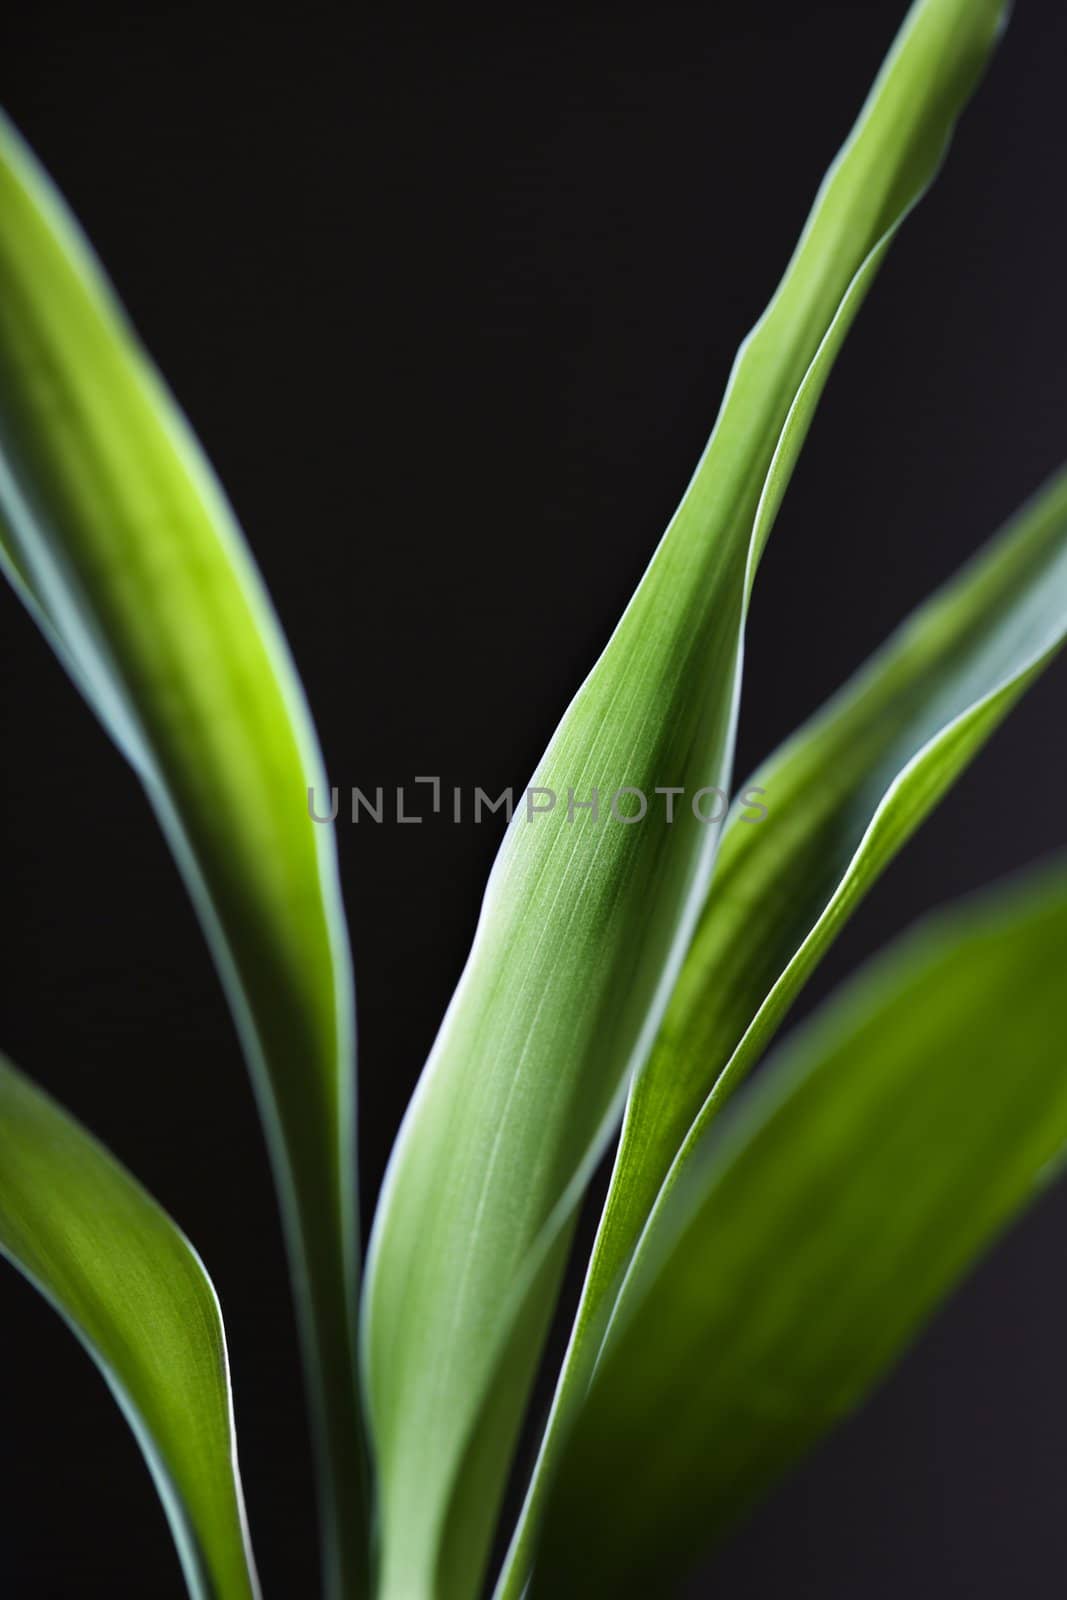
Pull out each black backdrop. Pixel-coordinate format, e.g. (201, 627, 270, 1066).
(3, 2, 1067, 1595)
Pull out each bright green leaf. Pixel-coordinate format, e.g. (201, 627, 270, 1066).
(500, 463, 1067, 1587)
(529, 863, 1067, 1596)
(0, 1053, 259, 1600)
(621, 464, 1067, 1282)
(0, 115, 363, 1596)
(363, 5, 1007, 1596)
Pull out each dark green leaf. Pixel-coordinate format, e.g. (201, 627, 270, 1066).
(531, 863, 1067, 1595)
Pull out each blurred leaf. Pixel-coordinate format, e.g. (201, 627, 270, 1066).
(530, 863, 1067, 1596)
(0, 1054, 259, 1600)
(0, 114, 363, 1596)
(363, 4, 1007, 1596)
(500, 463, 1067, 1583)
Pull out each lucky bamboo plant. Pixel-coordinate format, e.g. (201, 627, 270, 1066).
(1, 1, 1064, 1596)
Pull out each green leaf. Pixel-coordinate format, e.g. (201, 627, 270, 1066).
(0, 115, 363, 1595)
(527, 862, 1067, 1596)
(362, 4, 1007, 1595)
(621, 466, 1067, 1281)
(499, 463, 1067, 1589)
(0, 1053, 259, 1600)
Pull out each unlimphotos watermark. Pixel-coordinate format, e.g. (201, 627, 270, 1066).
(308, 777, 768, 827)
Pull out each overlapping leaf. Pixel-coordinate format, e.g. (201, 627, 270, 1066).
(528, 863, 1067, 1595)
(362, 4, 1008, 1596)
(630, 465, 1067, 1255)
(0, 116, 363, 1596)
(499, 463, 1067, 1588)
(0, 1053, 259, 1600)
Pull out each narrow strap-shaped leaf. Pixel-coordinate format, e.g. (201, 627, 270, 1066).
(0, 1054, 260, 1600)
(630, 466, 1067, 1250)
(363, 5, 1007, 1596)
(529, 864, 1067, 1596)
(0, 116, 364, 1596)
(499, 463, 1067, 1587)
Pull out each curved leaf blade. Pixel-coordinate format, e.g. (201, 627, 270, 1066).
(0, 115, 363, 1595)
(530, 863, 1067, 1595)
(364, 4, 1007, 1596)
(0, 1054, 259, 1600)
(502, 463, 1067, 1582)
(645, 465, 1067, 1209)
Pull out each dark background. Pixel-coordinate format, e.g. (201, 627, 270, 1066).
(2, 1, 1066, 1595)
